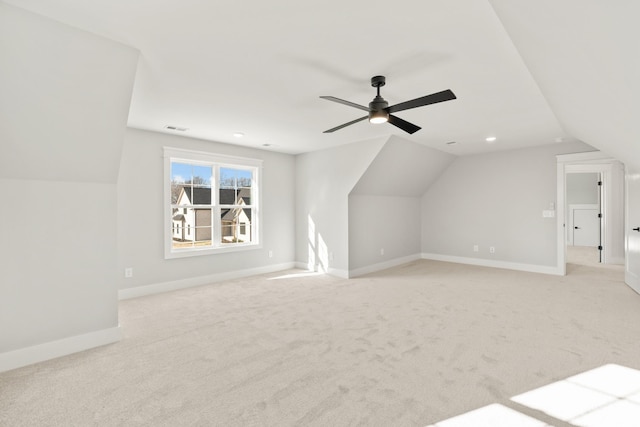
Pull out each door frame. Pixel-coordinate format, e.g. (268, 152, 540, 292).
(556, 151, 625, 275)
(625, 173, 640, 293)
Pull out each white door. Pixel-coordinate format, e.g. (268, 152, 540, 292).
(573, 208, 600, 247)
(626, 176, 640, 293)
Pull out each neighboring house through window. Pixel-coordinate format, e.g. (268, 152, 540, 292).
(164, 147, 262, 258)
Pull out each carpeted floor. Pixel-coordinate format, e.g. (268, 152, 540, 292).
(566, 245, 602, 268)
(1, 256, 638, 426)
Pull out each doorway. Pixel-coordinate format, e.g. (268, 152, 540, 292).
(556, 152, 625, 275)
(566, 172, 601, 263)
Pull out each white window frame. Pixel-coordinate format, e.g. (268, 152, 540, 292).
(164, 147, 262, 259)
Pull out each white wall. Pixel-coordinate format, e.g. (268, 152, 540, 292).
(117, 128, 296, 295)
(348, 137, 455, 274)
(0, 4, 138, 369)
(295, 137, 387, 276)
(0, 3, 137, 183)
(0, 180, 119, 351)
(489, 0, 638, 286)
(422, 141, 593, 271)
(350, 136, 456, 197)
(348, 195, 421, 272)
(489, 0, 640, 172)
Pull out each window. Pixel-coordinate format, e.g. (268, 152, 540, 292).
(164, 147, 262, 258)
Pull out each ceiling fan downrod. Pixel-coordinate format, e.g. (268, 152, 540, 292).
(369, 76, 389, 123)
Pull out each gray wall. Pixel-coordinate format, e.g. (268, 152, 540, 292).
(421, 141, 593, 267)
(295, 137, 387, 275)
(567, 173, 599, 205)
(489, 0, 640, 173)
(348, 137, 455, 272)
(348, 195, 421, 271)
(350, 136, 456, 197)
(0, 4, 138, 353)
(117, 128, 296, 291)
(489, 0, 638, 288)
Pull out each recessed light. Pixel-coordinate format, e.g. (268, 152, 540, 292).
(262, 143, 272, 147)
(165, 125, 188, 132)
(446, 141, 457, 145)
(233, 132, 244, 138)
(485, 136, 497, 142)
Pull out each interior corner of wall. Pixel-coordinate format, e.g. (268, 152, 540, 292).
(347, 135, 392, 196)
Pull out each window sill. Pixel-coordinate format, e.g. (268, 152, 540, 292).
(165, 242, 262, 259)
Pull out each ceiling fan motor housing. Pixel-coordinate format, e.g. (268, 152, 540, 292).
(369, 95, 388, 111)
(369, 76, 389, 120)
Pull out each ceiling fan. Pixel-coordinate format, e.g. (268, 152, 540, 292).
(320, 75, 456, 134)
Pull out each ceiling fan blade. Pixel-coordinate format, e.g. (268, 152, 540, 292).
(388, 114, 421, 134)
(320, 96, 369, 112)
(323, 116, 368, 133)
(387, 89, 456, 114)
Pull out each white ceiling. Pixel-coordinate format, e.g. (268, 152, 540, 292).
(4, 0, 577, 155)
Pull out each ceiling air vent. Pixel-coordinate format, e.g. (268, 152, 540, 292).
(164, 125, 188, 132)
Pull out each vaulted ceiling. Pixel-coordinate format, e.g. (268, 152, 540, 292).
(3, 0, 637, 168)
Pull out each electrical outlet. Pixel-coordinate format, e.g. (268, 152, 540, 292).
(489, 247, 495, 254)
(124, 267, 133, 278)
(473, 245, 479, 252)
(268, 250, 273, 258)
(380, 248, 385, 256)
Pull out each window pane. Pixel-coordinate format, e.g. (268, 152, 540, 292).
(237, 170, 252, 188)
(219, 167, 252, 205)
(220, 167, 236, 188)
(194, 209, 212, 243)
(219, 188, 237, 206)
(190, 186, 212, 206)
(173, 185, 192, 205)
(171, 162, 191, 203)
(172, 208, 213, 249)
(171, 162, 192, 184)
(220, 208, 253, 244)
(192, 165, 212, 188)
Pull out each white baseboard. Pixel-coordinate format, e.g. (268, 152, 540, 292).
(118, 262, 296, 300)
(328, 267, 349, 279)
(295, 261, 311, 271)
(349, 254, 422, 278)
(0, 326, 121, 373)
(421, 253, 563, 276)
(293, 262, 349, 279)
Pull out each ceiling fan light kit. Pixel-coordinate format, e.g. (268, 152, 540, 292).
(369, 109, 389, 124)
(321, 75, 456, 134)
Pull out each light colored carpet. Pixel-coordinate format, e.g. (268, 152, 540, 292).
(1, 258, 638, 426)
(566, 245, 601, 268)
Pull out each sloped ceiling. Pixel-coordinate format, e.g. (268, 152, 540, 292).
(2, 0, 576, 156)
(0, 3, 138, 183)
(489, 0, 640, 171)
(350, 136, 455, 197)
